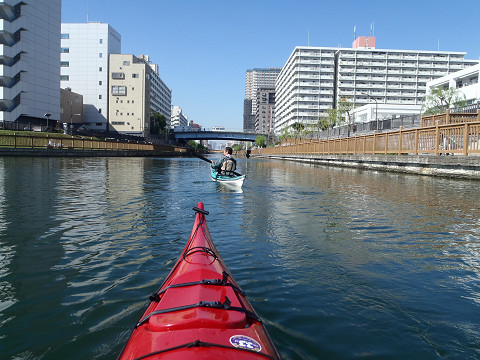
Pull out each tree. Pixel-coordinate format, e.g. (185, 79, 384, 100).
(337, 97, 354, 136)
(322, 109, 338, 130)
(422, 88, 466, 115)
(255, 135, 267, 148)
(188, 140, 207, 151)
(150, 112, 167, 135)
(232, 144, 242, 152)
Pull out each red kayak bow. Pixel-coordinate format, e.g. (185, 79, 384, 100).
(118, 202, 280, 360)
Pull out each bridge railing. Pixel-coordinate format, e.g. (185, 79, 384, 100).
(247, 121, 480, 157)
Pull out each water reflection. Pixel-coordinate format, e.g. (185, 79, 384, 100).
(2, 157, 480, 359)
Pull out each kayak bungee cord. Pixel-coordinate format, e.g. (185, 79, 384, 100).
(153, 271, 246, 297)
(130, 340, 278, 360)
(135, 297, 262, 328)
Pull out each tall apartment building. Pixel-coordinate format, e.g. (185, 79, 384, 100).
(0, 0, 61, 124)
(256, 88, 276, 135)
(171, 106, 188, 128)
(275, 48, 336, 133)
(138, 54, 172, 127)
(275, 37, 478, 133)
(427, 63, 480, 106)
(244, 68, 281, 132)
(60, 22, 121, 131)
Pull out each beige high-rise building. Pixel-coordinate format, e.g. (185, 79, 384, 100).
(255, 88, 275, 135)
(108, 54, 151, 136)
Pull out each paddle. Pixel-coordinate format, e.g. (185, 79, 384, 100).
(191, 152, 243, 177)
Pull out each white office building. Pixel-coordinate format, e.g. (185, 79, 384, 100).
(426, 63, 480, 106)
(0, 0, 61, 124)
(60, 22, 121, 131)
(138, 54, 172, 127)
(275, 37, 478, 134)
(171, 106, 188, 127)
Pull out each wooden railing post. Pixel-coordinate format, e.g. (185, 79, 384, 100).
(464, 123, 469, 156)
(398, 127, 403, 155)
(414, 129, 419, 155)
(434, 125, 439, 156)
(384, 133, 388, 155)
(446, 109, 450, 125)
(373, 131, 376, 154)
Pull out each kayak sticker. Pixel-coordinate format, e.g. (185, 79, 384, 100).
(229, 335, 262, 352)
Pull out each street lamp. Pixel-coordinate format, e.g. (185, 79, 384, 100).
(44, 113, 51, 132)
(66, 100, 74, 134)
(361, 93, 378, 131)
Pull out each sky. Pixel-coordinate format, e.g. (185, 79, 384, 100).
(61, 0, 480, 130)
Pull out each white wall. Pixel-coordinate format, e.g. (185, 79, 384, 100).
(0, 0, 61, 122)
(61, 22, 121, 130)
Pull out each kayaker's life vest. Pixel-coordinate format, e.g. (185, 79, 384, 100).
(221, 158, 236, 175)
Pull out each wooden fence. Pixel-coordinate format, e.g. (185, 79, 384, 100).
(421, 109, 480, 127)
(0, 133, 155, 151)
(250, 121, 480, 157)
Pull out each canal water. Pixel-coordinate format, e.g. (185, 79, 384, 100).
(1, 156, 480, 360)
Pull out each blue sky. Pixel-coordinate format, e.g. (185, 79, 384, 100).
(61, 0, 480, 130)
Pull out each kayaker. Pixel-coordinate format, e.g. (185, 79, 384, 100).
(211, 146, 236, 175)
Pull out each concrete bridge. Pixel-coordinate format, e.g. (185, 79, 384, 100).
(173, 130, 258, 142)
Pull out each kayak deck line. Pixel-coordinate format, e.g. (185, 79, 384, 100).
(118, 203, 280, 359)
(153, 271, 246, 298)
(129, 339, 279, 360)
(136, 296, 262, 328)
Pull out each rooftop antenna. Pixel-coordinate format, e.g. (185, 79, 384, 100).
(86, 0, 89, 22)
(354, 25, 357, 40)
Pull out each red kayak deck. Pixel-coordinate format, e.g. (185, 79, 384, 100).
(118, 202, 280, 360)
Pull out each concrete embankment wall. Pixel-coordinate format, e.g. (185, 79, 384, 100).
(254, 154, 480, 180)
(0, 148, 186, 157)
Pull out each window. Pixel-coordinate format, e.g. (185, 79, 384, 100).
(99, 67, 102, 72)
(61, 47, 69, 53)
(61, 61, 69, 67)
(132, 73, 139, 78)
(60, 75, 69, 81)
(123, 61, 130, 66)
(99, 81, 102, 85)
(112, 72, 124, 79)
(111, 85, 127, 95)
(99, 39, 103, 44)
(111, 121, 124, 125)
(99, 95, 102, 99)
(99, 109, 102, 113)
(61, 33, 69, 39)
(99, 53, 103, 58)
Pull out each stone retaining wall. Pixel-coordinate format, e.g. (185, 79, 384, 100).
(255, 154, 480, 180)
